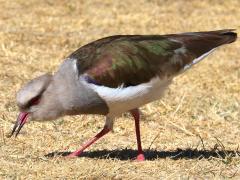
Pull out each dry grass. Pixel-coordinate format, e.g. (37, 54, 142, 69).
(0, 0, 239, 179)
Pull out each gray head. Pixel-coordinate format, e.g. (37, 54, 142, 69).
(11, 73, 64, 137)
(17, 73, 52, 112)
(17, 73, 65, 119)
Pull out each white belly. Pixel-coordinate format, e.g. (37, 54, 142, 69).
(87, 77, 172, 117)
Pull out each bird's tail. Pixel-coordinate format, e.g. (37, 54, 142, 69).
(167, 29, 237, 71)
(200, 29, 237, 44)
(173, 29, 237, 56)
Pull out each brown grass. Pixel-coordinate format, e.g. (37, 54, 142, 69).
(0, 0, 239, 179)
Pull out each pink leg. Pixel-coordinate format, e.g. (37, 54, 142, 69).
(67, 126, 110, 157)
(130, 109, 145, 161)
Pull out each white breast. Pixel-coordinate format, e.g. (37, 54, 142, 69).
(84, 77, 172, 117)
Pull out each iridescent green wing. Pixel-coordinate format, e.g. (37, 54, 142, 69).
(69, 30, 236, 88)
(71, 35, 184, 87)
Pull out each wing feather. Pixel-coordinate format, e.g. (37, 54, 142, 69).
(68, 30, 237, 88)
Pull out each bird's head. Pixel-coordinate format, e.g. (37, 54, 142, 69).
(11, 73, 63, 137)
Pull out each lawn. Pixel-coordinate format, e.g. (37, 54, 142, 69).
(0, 0, 239, 179)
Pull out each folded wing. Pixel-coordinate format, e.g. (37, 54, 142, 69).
(69, 29, 237, 88)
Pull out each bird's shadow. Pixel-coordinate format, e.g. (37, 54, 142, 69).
(45, 148, 240, 161)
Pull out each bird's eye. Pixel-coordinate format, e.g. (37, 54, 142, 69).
(28, 95, 41, 107)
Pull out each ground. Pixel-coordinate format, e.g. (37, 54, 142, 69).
(0, 0, 239, 179)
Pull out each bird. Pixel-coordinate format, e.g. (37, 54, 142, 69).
(10, 29, 237, 161)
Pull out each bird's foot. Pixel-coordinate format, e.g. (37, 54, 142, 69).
(66, 151, 83, 158)
(136, 153, 145, 161)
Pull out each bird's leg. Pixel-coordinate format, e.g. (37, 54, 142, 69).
(67, 125, 110, 157)
(130, 108, 145, 161)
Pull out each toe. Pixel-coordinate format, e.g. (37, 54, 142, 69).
(136, 154, 145, 161)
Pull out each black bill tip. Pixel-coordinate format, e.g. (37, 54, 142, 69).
(10, 112, 28, 138)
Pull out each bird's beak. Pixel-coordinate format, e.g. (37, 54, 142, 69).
(10, 112, 29, 137)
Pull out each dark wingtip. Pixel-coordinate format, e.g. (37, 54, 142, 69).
(220, 29, 237, 44)
(203, 29, 237, 45)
